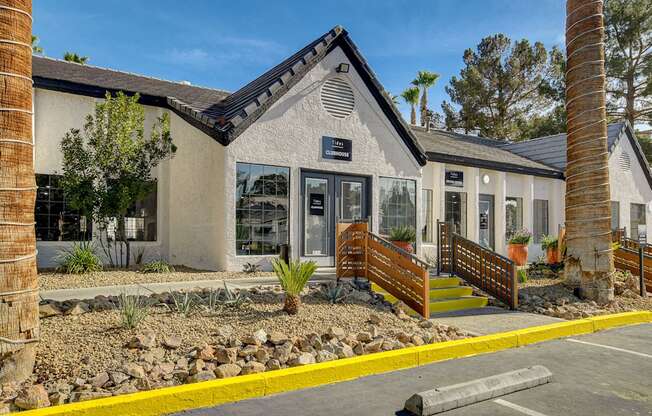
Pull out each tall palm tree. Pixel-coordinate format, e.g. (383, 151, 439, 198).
(63, 51, 89, 64)
(31, 35, 42, 54)
(401, 87, 420, 125)
(0, 0, 39, 382)
(564, 0, 614, 302)
(411, 70, 439, 126)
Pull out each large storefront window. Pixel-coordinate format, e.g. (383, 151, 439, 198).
(236, 163, 289, 255)
(533, 199, 548, 243)
(106, 184, 158, 242)
(421, 189, 433, 243)
(35, 174, 91, 241)
(630, 203, 646, 240)
(505, 197, 523, 240)
(445, 191, 467, 237)
(379, 177, 416, 236)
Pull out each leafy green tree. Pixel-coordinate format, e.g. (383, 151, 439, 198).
(31, 35, 43, 54)
(401, 86, 420, 125)
(60, 92, 176, 267)
(636, 131, 652, 164)
(411, 70, 439, 126)
(63, 51, 89, 64)
(442, 34, 563, 140)
(605, 0, 652, 126)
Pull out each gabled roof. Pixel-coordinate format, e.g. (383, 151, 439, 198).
(32, 26, 427, 165)
(412, 127, 564, 179)
(498, 122, 626, 170)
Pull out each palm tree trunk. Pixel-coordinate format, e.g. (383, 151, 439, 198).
(564, 0, 614, 303)
(0, 0, 39, 382)
(420, 89, 428, 126)
(410, 105, 417, 125)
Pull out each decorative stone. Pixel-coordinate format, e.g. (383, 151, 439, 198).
(189, 359, 205, 375)
(112, 384, 138, 395)
(215, 325, 234, 338)
(109, 371, 130, 385)
(411, 335, 425, 346)
(14, 385, 50, 410)
(123, 363, 146, 379)
(186, 371, 216, 383)
(289, 352, 316, 367)
(197, 345, 215, 361)
(214, 364, 241, 379)
(215, 347, 237, 364)
(240, 361, 266, 375)
(419, 320, 433, 328)
(368, 313, 382, 325)
(255, 348, 270, 363)
(239, 344, 259, 357)
(316, 350, 338, 363)
(70, 391, 112, 402)
(335, 344, 355, 359)
(162, 335, 182, 349)
(356, 332, 372, 343)
(48, 392, 67, 406)
(128, 330, 157, 350)
(266, 359, 282, 370)
(89, 372, 110, 388)
(327, 326, 345, 339)
(267, 331, 289, 345)
(365, 338, 384, 353)
(39, 303, 62, 318)
(397, 332, 411, 344)
(273, 341, 293, 363)
(65, 302, 90, 316)
(243, 329, 267, 346)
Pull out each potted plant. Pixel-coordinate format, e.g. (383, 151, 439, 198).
(507, 229, 532, 266)
(540, 235, 560, 264)
(388, 226, 416, 253)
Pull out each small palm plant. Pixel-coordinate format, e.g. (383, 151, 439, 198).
(271, 258, 317, 315)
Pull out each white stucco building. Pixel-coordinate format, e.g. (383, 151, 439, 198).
(31, 26, 652, 270)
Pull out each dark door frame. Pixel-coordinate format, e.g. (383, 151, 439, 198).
(479, 193, 495, 250)
(299, 169, 371, 262)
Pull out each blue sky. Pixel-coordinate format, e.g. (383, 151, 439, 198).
(34, 0, 565, 119)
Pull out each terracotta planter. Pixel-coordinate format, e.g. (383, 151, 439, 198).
(546, 247, 560, 264)
(391, 240, 414, 254)
(507, 243, 529, 266)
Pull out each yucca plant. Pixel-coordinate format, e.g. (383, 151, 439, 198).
(271, 258, 317, 315)
(118, 293, 149, 329)
(56, 243, 103, 274)
(169, 292, 198, 317)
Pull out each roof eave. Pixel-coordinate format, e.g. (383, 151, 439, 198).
(425, 152, 564, 179)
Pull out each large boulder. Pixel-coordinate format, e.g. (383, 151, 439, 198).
(214, 364, 241, 379)
(14, 385, 50, 410)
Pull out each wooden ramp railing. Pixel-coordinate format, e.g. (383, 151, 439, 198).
(612, 229, 652, 295)
(336, 220, 430, 318)
(438, 221, 518, 309)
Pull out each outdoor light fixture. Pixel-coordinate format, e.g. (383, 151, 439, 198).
(336, 63, 350, 73)
(482, 174, 490, 184)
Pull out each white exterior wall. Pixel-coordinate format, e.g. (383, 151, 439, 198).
(223, 46, 422, 271)
(609, 136, 652, 241)
(421, 161, 565, 261)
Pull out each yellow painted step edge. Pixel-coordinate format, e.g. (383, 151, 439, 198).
(428, 297, 488, 313)
(429, 287, 473, 299)
(17, 311, 652, 416)
(429, 277, 461, 288)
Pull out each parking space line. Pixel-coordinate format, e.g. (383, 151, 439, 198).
(566, 339, 652, 358)
(494, 399, 549, 416)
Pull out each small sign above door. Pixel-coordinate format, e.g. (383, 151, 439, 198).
(479, 213, 488, 230)
(322, 136, 352, 161)
(445, 170, 464, 187)
(309, 193, 325, 216)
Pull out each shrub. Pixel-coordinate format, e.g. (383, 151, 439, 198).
(517, 268, 528, 283)
(242, 262, 261, 274)
(540, 235, 559, 251)
(319, 283, 348, 304)
(271, 259, 317, 315)
(141, 259, 174, 273)
(169, 292, 198, 317)
(56, 243, 102, 274)
(508, 229, 533, 245)
(389, 226, 416, 242)
(118, 293, 149, 329)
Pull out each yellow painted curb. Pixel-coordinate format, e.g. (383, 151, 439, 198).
(16, 311, 652, 416)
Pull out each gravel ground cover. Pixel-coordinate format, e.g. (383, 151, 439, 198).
(1, 283, 469, 412)
(38, 268, 274, 291)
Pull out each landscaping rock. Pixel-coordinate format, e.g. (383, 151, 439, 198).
(128, 330, 157, 350)
(215, 347, 237, 364)
(335, 344, 355, 359)
(240, 361, 266, 375)
(109, 371, 129, 385)
(239, 344, 259, 357)
(356, 331, 373, 343)
(162, 335, 182, 349)
(214, 363, 242, 379)
(273, 342, 293, 363)
(112, 384, 138, 395)
(48, 392, 67, 406)
(289, 352, 316, 366)
(316, 350, 338, 363)
(39, 303, 62, 318)
(186, 371, 215, 383)
(266, 359, 282, 370)
(65, 302, 90, 316)
(327, 326, 345, 339)
(268, 331, 289, 345)
(14, 385, 50, 410)
(365, 338, 384, 353)
(123, 363, 146, 379)
(70, 391, 112, 402)
(197, 345, 215, 361)
(89, 372, 110, 388)
(243, 329, 267, 346)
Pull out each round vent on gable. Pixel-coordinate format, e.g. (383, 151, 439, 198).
(619, 152, 631, 172)
(320, 77, 355, 119)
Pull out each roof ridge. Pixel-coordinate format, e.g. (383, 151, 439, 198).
(33, 55, 231, 95)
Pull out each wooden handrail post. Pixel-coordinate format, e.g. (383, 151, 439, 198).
(511, 263, 518, 309)
(364, 230, 369, 281)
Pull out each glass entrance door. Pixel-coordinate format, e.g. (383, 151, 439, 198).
(479, 194, 495, 249)
(301, 172, 368, 266)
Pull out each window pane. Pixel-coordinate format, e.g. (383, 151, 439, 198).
(533, 199, 548, 243)
(505, 197, 523, 240)
(610, 201, 619, 231)
(630, 203, 646, 240)
(379, 177, 416, 236)
(236, 163, 290, 256)
(34, 174, 92, 241)
(445, 191, 467, 237)
(421, 189, 433, 243)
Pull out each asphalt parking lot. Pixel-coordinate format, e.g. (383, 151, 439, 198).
(176, 323, 652, 416)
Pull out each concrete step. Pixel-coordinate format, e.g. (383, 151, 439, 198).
(429, 286, 473, 299)
(429, 277, 462, 288)
(428, 296, 488, 314)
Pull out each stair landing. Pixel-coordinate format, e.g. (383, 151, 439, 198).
(371, 276, 488, 317)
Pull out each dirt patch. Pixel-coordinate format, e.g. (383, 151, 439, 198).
(38, 268, 274, 291)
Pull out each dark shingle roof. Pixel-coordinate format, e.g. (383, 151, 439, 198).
(498, 122, 626, 170)
(32, 26, 427, 164)
(412, 127, 564, 178)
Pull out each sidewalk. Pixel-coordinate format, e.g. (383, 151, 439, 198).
(429, 306, 564, 335)
(39, 271, 337, 302)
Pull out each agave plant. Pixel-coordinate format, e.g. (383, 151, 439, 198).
(319, 282, 348, 304)
(271, 258, 317, 315)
